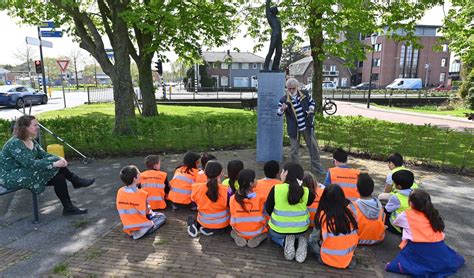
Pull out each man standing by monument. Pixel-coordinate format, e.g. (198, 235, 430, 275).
(277, 78, 325, 174)
(263, 0, 282, 71)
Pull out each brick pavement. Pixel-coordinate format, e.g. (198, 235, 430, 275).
(0, 247, 33, 272)
(57, 209, 383, 277)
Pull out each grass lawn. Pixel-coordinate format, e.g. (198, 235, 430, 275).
(38, 103, 253, 119)
(374, 104, 473, 118)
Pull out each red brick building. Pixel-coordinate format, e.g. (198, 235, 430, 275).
(357, 25, 450, 88)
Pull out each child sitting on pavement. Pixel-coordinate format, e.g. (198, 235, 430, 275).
(303, 172, 324, 228)
(140, 155, 169, 210)
(353, 173, 386, 245)
(324, 148, 361, 201)
(222, 160, 244, 195)
(168, 152, 201, 210)
(254, 160, 281, 201)
(116, 165, 166, 240)
(195, 153, 217, 183)
(384, 169, 415, 235)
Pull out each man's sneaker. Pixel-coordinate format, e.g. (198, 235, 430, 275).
(295, 236, 308, 263)
(230, 230, 247, 247)
(187, 216, 198, 238)
(132, 226, 151, 240)
(247, 232, 267, 248)
(199, 226, 214, 236)
(284, 235, 296, 260)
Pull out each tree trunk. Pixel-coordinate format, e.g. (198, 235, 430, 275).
(137, 57, 158, 116)
(74, 58, 79, 89)
(310, 30, 324, 114)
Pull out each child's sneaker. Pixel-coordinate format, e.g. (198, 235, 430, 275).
(230, 230, 247, 247)
(132, 226, 151, 240)
(284, 235, 296, 260)
(199, 226, 214, 236)
(247, 232, 267, 248)
(187, 216, 198, 238)
(295, 236, 308, 263)
(171, 203, 179, 211)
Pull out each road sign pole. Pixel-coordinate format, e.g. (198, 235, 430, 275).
(61, 72, 66, 108)
(37, 27, 47, 96)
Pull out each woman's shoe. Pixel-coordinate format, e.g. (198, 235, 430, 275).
(70, 175, 95, 189)
(62, 201, 88, 216)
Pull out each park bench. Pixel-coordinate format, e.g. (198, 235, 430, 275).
(0, 185, 39, 224)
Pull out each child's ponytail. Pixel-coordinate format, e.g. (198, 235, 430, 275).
(204, 161, 223, 203)
(409, 189, 444, 232)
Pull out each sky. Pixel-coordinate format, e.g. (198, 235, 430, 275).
(0, 4, 450, 71)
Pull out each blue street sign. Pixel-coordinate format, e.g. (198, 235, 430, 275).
(5, 80, 12, 85)
(40, 30, 63, 38)
(40, 21, 55, 28)
(107, 53, 114, 59)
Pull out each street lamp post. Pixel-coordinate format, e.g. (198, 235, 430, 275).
(367, 33, 378, 109)
(424, 63, 430, 88)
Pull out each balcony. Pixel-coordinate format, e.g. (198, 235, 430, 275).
(323, 70, 339, 77)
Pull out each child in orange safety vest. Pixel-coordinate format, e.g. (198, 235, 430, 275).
(195, 153, 216, 183)
(254, 160, 281, 201)
(354, 173, 385, 245)
(324, 148, 361, 201)
(308, 184, 359, 269)
(229, 169, 268, 248)
(303, 172, 324, 228)
(168, 152, 200, 210)
(139, 155, 169, 210)
(187, 161, 230, 237)
(386, 189, 465, 276)
(116, 165, 166, 240)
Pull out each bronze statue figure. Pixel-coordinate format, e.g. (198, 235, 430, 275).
(263, 0, 282, 71)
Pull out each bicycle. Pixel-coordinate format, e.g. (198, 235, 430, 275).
(323, 97, 337, 115)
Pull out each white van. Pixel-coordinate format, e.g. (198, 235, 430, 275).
(386, 78, 422, 90)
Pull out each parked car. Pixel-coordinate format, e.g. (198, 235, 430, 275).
(386, 78, 422, 90)
(351, 82, 377, 90)
(431, 84, 454, 91)
(301, 81, 337, 91)
(0, 85, 48, 108)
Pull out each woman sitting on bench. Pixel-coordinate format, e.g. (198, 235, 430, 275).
(0, 115, 95, 216)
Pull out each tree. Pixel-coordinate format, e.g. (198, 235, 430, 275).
(280, 37, 305, 72)
(121, 0, 237, 116)
(12, 42, 37, 87)
(69, 46, 85, 89)
(440, 0, 474, 99)
(2, 0, 137, 135)
(245, 0, 441, 113)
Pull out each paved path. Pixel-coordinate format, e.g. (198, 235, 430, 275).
(335, 101, 474, 132)
(0, 149, 471, 276)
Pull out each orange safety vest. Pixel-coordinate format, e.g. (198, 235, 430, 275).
(229, 193, 268, 240)
(195, 169, 207, 183)
(308, 186, 324, 228)
(353, 199, 386, 245)
(168, 166, 198, 204)
(328, 167, 361, 201)
(191, 182, 230, 229)
(140, 170, 167, 210)
(399, 209, 445, 249)
(116, 186, 153, 235)
(254, 178, 281, 201)
(319, 214, 358, 269)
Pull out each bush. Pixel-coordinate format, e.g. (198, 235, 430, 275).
(468, 87, 474, 110)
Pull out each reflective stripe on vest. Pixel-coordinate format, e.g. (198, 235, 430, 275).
(118, 208, 146, 215)
(353, 199, 385, 244)
(141, 183, 165, 189)
(270, 218, 310, 228)
(173, 175, 194, 184)
(390, 189, 412, 232)
(123, 221, 152, 230)
(234, 226, 266, 237)
(308, 207, 317, 212)
(337, 182, 357, 188)
(359, 239, 380, 245)
(170, 187, 192, 195)
(147, 196, 164, 201)
(198, 211, 230, 224)
(273, 208, 309, 217)
(231, 216, 265, 223)
(321, 245, 356, 256)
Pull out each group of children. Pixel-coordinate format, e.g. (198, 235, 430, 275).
(116, 149, 465, 276)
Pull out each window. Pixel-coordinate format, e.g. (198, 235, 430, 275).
(439, 72, 446, 82)
(330, 65, 337, 71)
(242, 63, 249, 70)
(372, 58, 381, 67)
(442, 44, 448, 52)
(213, 63, 218, 69)
(358, 61, 363, 68)
(371, 73, 379, 82)
(322, 65, 327, 71)
(231, 63, 239, 69)
(375, 43, 382, 52)
(441, 58, 447, 67)
(221, 63, 228, 70)
(221, 76, 228, 86)
(253, 63, 258, 69)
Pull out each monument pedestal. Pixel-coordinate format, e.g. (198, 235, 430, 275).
(256, 71, 285, 163)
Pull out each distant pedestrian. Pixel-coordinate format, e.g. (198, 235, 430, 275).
(277, 78, 324, 175)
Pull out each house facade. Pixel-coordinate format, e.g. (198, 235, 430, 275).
(289, 55, 353, 88)
(202, 51, 265, 88)
(357, 25, 451, 88)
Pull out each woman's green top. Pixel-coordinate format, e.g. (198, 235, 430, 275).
(0, 137, 59, 194)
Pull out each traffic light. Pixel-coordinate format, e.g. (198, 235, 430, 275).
(155, 60, 163, 75)
(34, 60, 43, 74)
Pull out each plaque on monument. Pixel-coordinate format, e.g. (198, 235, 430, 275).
(256, 72, 285, 162)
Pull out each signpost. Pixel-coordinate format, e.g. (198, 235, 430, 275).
(40, 30, 63, 38)
(56, 60, 70, 109)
